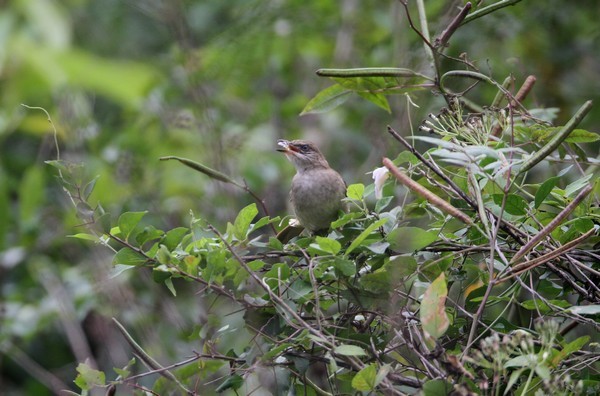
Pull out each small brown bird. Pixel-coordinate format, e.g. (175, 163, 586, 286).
(277, 139, 346, 233)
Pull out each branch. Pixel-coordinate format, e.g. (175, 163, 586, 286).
(383, 157, 473, 225)
(511, 184, 593, 263)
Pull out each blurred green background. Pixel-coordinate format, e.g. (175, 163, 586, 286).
(0, 0, 598, 394)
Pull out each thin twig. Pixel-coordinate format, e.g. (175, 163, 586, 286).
(511, 184, 593, 263)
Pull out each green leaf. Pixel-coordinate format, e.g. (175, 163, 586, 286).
(345, 218, 388, 255)
(492, 194, 528, 216)
(386, 227, 438, 253)
(74, 362, 106, 390)
(117, 211, 147, 241)
(559, 128, 599, 143)
(67, 233, 99, 242)
(83, 176, 99, 200)
(334, 344, 367, 356)
(375, 196, 393, 213)
(351, 363, 377, 391)
(58, 48, 160, 108)
(420, 273, 449, 340)
(422, 379, 453, 396)
(19, 165, 45, 228)
(334, 257, 356, 276)
(313, 236, 341, 255)
(301, 84, 353, 115)
(346, 183, 365, 200)
(163, 227, 189, 250)
(356, 91, 391, 113)
(519, 299, 570, 313)
(112, 247, 147, 267)
(233, 203, 258, 240)
(331, 211, 362, 228)
(535, 177, 559, 208)
(551, 336, 590, 367)
(360, 270, 392, 293)
(215, 374, 243, 392)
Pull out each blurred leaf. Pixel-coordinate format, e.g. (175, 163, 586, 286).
(356, 91, 391, 113)
(19, 165, 45, 230)
(59, 49, 160, 108)
(300, 84, 352, 115)
(334, 344, 366, 356)
(351, 363, 377, 391)
(387, 227, 438, 253)
(420, 273, 449, 340)
(0, 169, 9, 249)
(568, 305, 600, 315)
(74, 362, 105, 390)
(422, 379, 453, 396)
(551, 336, 590, 367)
(233, 203, 258, 240)
(215, 374, 243, 392)
(519, 299, 570, 313)
(67, 233, 99, 242)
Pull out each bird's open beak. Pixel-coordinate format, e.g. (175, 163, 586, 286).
(277, 139, 297, 153)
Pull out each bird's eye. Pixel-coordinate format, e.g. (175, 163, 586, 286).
(299, 144, 309, 152)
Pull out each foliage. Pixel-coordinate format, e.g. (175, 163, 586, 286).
(2, 0, 600, 395)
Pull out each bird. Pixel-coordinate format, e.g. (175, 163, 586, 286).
(277, 139, 347, 234)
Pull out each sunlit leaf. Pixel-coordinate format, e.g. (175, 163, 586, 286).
(346, 183, 365, 200)
(233, 203, 258, 240)
(420, 273, 449, 340)
(351, 363, 377, 391)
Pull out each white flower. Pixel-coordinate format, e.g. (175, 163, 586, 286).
(372, 167, 390, 199)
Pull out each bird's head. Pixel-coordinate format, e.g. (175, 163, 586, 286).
(277, 139, 330, 172)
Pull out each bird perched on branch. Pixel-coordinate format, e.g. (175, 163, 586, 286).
(277, 139, 347, 234)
